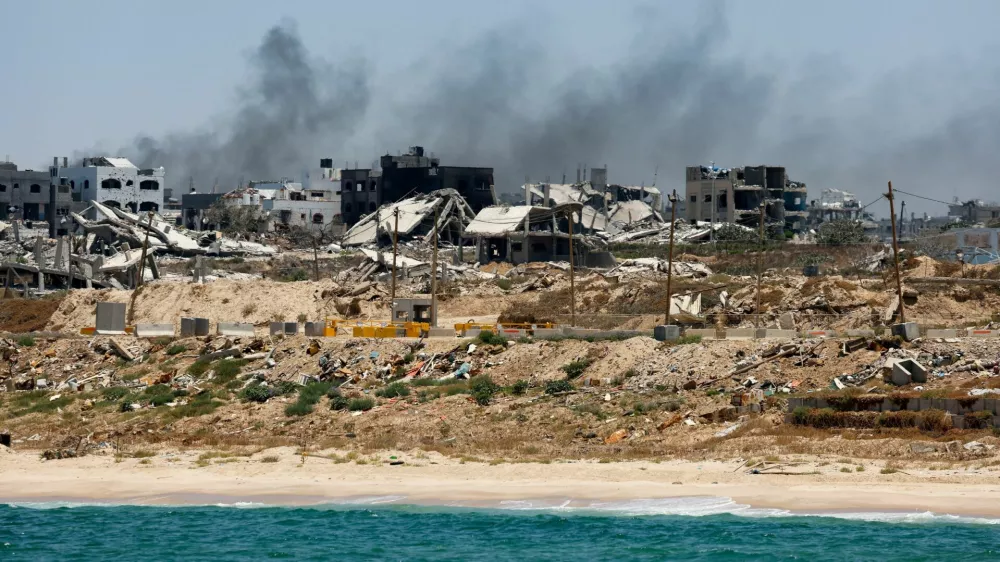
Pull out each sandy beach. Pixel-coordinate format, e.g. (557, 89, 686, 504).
(3, 447, 1000, 517)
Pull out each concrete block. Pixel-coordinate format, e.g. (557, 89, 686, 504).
(283, 322, 298, 336)
(891, 322, 919, 341)
(193, 318, 210, 337)
(725, 328, 756, 340)
(804, 329, 837, 338)
(218, 323, 255, 337)
(924, 328, 959, 338)
(918, 398, 933, 411)
(427, 327, 455, 338)
(180, 317, 196, 337)
(95, 302, 126, 335)
(304, 322, 326, 337)
(844, 329, 875, 338)
(654, 325, 681, 342)
(532, 328, 563, 339)
(945, 399, 960, 415)
(759, 329, 796, 339)
(499, 328, 527, 339)
(565, 328, 601, 338)
(685, 329, 717, 340)
(891, 358, 927, 385)
(134, 324, 175, 338)
(269, 322, 285, 336)
(464, 328, 482, 338)
(951, 414, 965, 430)
(984, 399, 998, 415)
(967, 329, 1000, 338)
(778, 312, 795, 330)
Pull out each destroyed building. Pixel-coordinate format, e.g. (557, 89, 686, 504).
(55, 156, 165, 215)
(522, 167, 663, 236)
(341, 189, 474, 247)
(338, 146, 495, 225)
(684, 164, 808, 234)
(219, 179, 342, 231)
(463, 203, 614, 267)
(0, 159, 72, 236)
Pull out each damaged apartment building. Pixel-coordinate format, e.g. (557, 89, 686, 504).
(337, 146, 495, 225)
(684, 164, 808, 234)
(53, 156, 165, 217)
(0, 158, 72, 236)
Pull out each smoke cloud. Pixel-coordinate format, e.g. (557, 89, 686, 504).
(114, 11, 999, 215)
(125, 21, 370, 193)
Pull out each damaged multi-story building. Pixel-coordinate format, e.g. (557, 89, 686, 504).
(336, 146, 495, 226)
(53, 156, 165, 217)
(0, 159, 73, 235)
(684, 164, 808, 233)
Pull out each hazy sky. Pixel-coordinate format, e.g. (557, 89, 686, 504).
(4, 0, 1000, 215)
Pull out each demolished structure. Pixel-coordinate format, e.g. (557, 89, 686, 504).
(463, 203, 614, 267)
(684, 164, 808, 234)
(341, 189, 475, 247)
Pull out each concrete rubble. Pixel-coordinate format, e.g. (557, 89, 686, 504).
(342, 189, 475, 247)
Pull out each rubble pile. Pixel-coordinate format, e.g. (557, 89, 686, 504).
(342, 189, 475, 247)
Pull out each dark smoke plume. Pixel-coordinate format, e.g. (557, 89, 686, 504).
(125, 21, 369, 193)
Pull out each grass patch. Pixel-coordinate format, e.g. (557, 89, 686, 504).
(545, 380, 575, 395)
(510, 380, 529, 396)
(187, 360, 212, 378)
(476, 331, 508, 346)
(213, 359, 248, 384)
(260, 455, 279, 463)
(10, 394, 75, 417)
(161, 391, 223, 421)
(239, 384, 271, 403)
(376, 382, 410, 399)
(348, 397, 375, 412)
(561, 359, 592, 379)
(285, 381, 333, 417)
(165, 344, 187, 356)
(17, 336, 35, 347)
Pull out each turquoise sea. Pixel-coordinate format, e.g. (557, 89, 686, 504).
(2, 496, 1000, 561)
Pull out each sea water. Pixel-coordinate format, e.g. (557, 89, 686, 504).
(2, 496, 999, 560)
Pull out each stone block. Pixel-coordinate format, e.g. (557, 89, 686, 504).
(134, 324, 175, 338)
(95, 302, 126, 335)
(918, 398, 933, 411)
(891, 322, 919, 342)
(844, 329, 876, 338)
(779, 312, 795, 330)
(924, 328, 959, 338)
(967, 329, 999, 337)
(269, 322, 285, 336)
(951, 414, 965, 430)
(984, 399, 998, 415)
(427, 327, 455, 338)
(725, 328, 756, 340)
(891, 358, 927, 385)
(760, 329, 796, 339)
(303, 322, 325, 337)
(180, 317, 196, 337)
(218, 323, 255, 337)
(193, 318, 210, 337)
(654, 325, 681, 342)
(532, 328, 562, 339)
(283, 322, 299, 336)
(804, 330, 837, 338)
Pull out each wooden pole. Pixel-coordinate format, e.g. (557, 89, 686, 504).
(127, 211, 154, 325)
(755, 202, 765, 329)
(430, 205, 439, 327)
(886, 181, 906, 323)
(568, 208, 576, 328)
(665, 190, 678, 325)
(390, 208, 399, 307)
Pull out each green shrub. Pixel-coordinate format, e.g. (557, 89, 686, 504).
(239, 384, 271, 403)
(561, 359, 591, 379)
(511, 380, 529, 396)
(17, 336, 35, 347)
(284, 401, 314, 417)
(330, 395, 350, 411)
(476, 331, 508, 346)
(187, 360, 212, 378)
(495, 278, 513, 291)
(348, 397, 375, 411)
(376, 382, 410, 398)
(102, 387, 130, 402)
(272, 381, 299, 396)
(213, 359, 247, 383)
(160, 391, 223, 420)
(545, 380, 574, 394)
(676, 335, 702, 345)
(166, 344, 187, 356)
(402, 352, 414, 363)
(327, 386, 342, 399)
(469, 375, 499, 406)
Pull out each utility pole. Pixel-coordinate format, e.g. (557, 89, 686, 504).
(709, 161, 716, 243)
(886, 181, 906, 322)
(755, 201, 765, 329)
(665, 190, 678, 325)
(567, 208, 576, 328)
(127, 211, 155, 326)
(390, 208, 399, 308)
(430, 205, 439, 327)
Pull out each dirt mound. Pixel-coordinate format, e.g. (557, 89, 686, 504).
(0, 298, 62, 332)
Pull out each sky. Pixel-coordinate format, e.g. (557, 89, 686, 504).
(4, 0, 1000, 216)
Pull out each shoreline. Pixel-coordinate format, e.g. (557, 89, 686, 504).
(4, 448, 1000, 518)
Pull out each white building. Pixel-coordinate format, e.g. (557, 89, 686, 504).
(57, 156, 165, 214)
(223, 179, 341, 230)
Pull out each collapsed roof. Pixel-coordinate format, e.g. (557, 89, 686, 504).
(342, 189, 475, 247)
